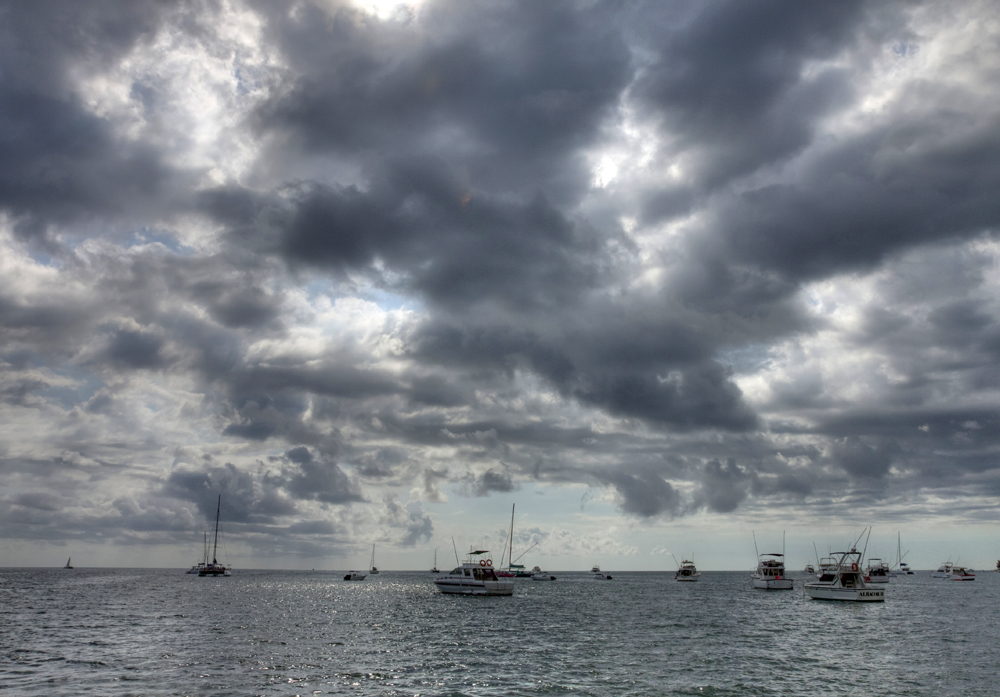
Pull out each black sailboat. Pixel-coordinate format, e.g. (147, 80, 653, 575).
(198, 495, 231, 577)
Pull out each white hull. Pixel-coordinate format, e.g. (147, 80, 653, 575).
(434, 578, 514, 595)
(675, 575, 700, 582)
(867, 575, 890, 584)
(751, 576, 793, 590)
(804, 584, 884, 602)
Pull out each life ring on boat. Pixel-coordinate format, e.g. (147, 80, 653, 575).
(480, 560, 487, 566)
(486, 559, 492, 566)
(851, 563, 858, 572)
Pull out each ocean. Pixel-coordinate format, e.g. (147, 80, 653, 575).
(2, 568, 997, 696)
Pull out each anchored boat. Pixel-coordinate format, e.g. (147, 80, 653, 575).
(751, 532, 793, 590)
(865, 558, 891, 584)
(674, 557, 701, 582)
(198, 495, 231, 577)
(804, 535, 884, 602)
(434, 549, 514, 595)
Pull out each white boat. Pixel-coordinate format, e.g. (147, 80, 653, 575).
(434, 549, 514, 595)
(931, 562, 953, 578)
(817, 556, 838, 577)
(675, 559, 700, 582)
(945, 565, 975, 581)
(530, 566, 556, 581)
(369, 544, 379, 574)
(803, 564, 816, 574)
(889, 533, 915, 575)
(896, 562, 915, 575)
(591, 565, 612, 580)
(186, 531, 208, 574)
(751, 554, 793, 590)
(63, 557, 73, 569)
(198, 495, 231, 577)
(865, 558, 891, 583)
(343, 570, 368, 580)
(804, 548, 884, 602)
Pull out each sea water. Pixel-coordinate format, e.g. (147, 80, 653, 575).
(1, 568, 997, 696)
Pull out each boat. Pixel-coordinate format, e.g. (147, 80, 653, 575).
(530, 566, 556, 581)
(865, 558, 891, 583)
(434, 549, 514, 595)
(198, 495, 231, 577)
(897, 561, 915, 575)
(931, 562, 953, 578)
(591, 564, 612, 580)
(186, 531, 208, 574)
(995, 560, 1000, 573)
(889, 532, 915, 575)
(343, 571, 368, 580)
(817, 556, 839, 576)
(803, 564, 816, 574)
(750, 532, 792, 590)
(63, 557, 73, 569)
(751, 554, 793, 590)
(674, 557, 701, 582)
(369, 544, 379, 574)
(945, 565, 975, 581)
(429, 549, 439, 574)
(804, 548, 884, 602)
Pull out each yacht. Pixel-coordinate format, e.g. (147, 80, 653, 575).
(751, 553, 793, 590)
(198, 495, 231, 577)
(591, 565, 612, 580)
(434, 549, 514, 595)
(675, 559, 701, 582)
(530, 566, 556, 581)
(931, 562, 953, 579)
(804, 548, 884, 602)
(343, 571, 368, 581)
(817, 556, 838, 576)
(945, 565, 975, 581)
(865, 558, 891, 583)
(896, 561, 915, 575)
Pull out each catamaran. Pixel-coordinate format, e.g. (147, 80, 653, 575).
(198, 495, 231, 577)
(186, 531, 208, 574)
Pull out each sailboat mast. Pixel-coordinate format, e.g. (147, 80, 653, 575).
(212, 494, 221, 564)
(507, 503, 515, 570)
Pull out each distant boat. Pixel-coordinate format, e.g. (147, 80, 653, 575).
(673, 554, 701, 582)
(890, 532, 914, 575)
(343, 571, 368, 581)
(434, 548, 513, 595)
(529, 566, 556, 581)
(429, 548, 439, 574)
(63, 557, 73, 569)
(804, 548, 884, 602)
(866, 558, 891, 583)
(369, 544, 379, 574)
(591, 564, 612, 580)
(750, 532, 792, 590)
(931, 562, 953, 579)
(198, 495, 231, 577)
(803, 564, 816, 574)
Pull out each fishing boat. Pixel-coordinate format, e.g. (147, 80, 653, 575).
(369, 544, 379, 574)
(750, 532, 792, 590)
(803, 564, 816, 574)
(818, 556, 838, 576)
(343, 570, 368, 580)
(186, 531, 208, 574)
(530, 566, 556, 581)
(198, 495, 231, 577)
(591, 565, 613, 580)
(804, 530, 884, 602)
(674, 558, 701, 582)
(865, 558, 891, 583)
(751, 554, 793, 590)
(63, 557, 73, 569)
(434, 549, 514, 595)
(931, 562, 953, 578)
(945, 565, 975, 581)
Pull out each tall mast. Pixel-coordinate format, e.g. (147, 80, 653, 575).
(508, 504, 515, 570)
(212, 494, 221, 564)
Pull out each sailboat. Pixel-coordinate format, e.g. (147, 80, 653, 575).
(429, 548, 439, 573)
(63, 557, 73, 569)
(890, 532, 915, 575)
(186, 531, 208, 574)
(198, 495, 231, 577)
(369, 543, 379, 574)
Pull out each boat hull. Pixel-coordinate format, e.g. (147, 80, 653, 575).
(804, 584, 884, 602)
(751, 576, 793, 590)
(434, 578, 514, 595)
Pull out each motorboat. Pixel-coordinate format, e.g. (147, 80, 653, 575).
(804, 548, 884, 602)
(931, 562, 953, 578)
(945, 566, 975, 581)
(591, 565, 612, 580)
(199, 495, 231, 577)
(817, 556, 838, 576)
(369, 544, 379, 574)
(531, 566, 556, 581)
(343, 571, 368, 580)
(751, 553, 793, 590)
(434, 549, 514, 595)
(803, 564, 816, 574)
(675, 559, 700, 582)
(865, 558, 891, 583)
(896, 562, 915, 575)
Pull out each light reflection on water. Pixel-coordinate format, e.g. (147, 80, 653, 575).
(1, 568, 997, 695)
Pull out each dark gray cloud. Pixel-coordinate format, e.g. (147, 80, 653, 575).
(599, 468, 682, 518)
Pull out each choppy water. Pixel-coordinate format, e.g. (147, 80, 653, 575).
(2, 568, 998, 696)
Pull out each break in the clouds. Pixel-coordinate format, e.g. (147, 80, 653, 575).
(2, 0, 1000, 570)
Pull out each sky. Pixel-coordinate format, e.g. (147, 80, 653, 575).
(2, 0, 1000, 572)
